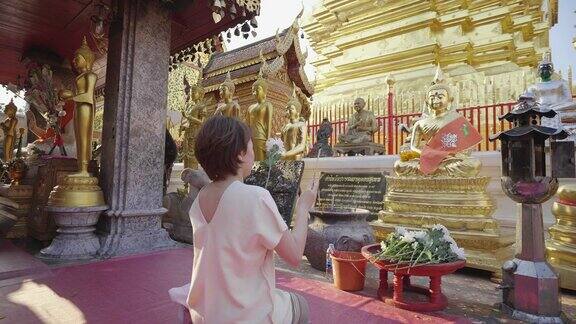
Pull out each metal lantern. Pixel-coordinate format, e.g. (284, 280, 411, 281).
(490, 92, 571, 322)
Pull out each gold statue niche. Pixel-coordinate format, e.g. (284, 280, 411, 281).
(372, 65, 513, 277)
(214, 71, 240, 119)
(247, 53, 275, 161)
(180, 75, 207, 169)
(281, 87, 307, 160)
(1, 99, 18, 161)
(48, 37, 105, 207)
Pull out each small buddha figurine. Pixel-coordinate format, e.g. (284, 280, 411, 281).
(281, 89, 307, 160)
(58, 37, 97, 177)
(1, 99, 18, 161)
(214, 72, 240, 119)
(247, 72, 273, 161)
(394, 67, 481, 177)
(528, 54, 576, 133)
(338, 98, 377, 144)
(180, 81, 207, 169)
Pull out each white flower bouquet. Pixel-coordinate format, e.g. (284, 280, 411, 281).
(372, 225, 465, 269)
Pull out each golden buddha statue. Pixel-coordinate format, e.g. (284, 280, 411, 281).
(373, 66, 512, 277)
(48, 37, 104, 207)
(180, 80, 207, 169)
(393, 80, 481, 177)
(338, 98, 377, 144)
(247, 71, 273, 161)
(281, 88, 307, 160)
(1, 99, 18, 161)
(214, 72, 240, 119)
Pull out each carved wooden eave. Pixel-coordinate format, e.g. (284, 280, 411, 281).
(202, 19, 314, 98)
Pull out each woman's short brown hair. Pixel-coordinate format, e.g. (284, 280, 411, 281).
(194, 116, 251, 181)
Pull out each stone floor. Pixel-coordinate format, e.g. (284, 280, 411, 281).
(1, 238, 575, 323)
(275, 256, 576, 323)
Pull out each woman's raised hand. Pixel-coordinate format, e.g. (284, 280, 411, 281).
(296, 180, 318, 212)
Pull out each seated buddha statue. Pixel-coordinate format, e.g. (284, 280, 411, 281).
(338, 98, 377, 144)
(281, 89, 307, 160)
(394, 71, 481, 178)
(214, 72, 240, 119)
(528, 54, 576, 133)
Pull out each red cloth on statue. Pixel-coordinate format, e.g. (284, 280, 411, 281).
(419, 115, 482, 175)
(39, 101, 75, 140)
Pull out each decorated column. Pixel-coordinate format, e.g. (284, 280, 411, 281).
(98, 0, 175, 256)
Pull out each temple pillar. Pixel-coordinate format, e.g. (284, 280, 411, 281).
(98, 0, 176, 256)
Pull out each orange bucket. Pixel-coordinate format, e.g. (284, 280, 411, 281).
(330, 251, 367, 291)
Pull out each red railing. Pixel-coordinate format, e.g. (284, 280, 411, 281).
(308, 102, 516, 155)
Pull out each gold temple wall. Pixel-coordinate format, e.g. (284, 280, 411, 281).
(304, 0, 557, 116)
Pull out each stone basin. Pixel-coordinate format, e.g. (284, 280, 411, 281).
(304, 207, 374, 271)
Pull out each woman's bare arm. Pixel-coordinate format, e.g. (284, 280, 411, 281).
(275, 181, 318, 267)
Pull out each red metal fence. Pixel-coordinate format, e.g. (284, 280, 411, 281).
(308, 101, 516, 155)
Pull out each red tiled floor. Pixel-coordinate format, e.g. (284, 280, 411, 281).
(0, 245, 470, 324)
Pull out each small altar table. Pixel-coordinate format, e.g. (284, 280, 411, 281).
(362, 244, 466, 312)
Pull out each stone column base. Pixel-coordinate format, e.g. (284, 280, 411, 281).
(97, 209, 177, 258)
(38, 205, 107, 261)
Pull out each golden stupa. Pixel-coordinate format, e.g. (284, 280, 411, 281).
(303, 0, 558, 115)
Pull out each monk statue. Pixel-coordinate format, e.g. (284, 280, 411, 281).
(281, 88, 307, 160)
(338, 98, 377, 144)
(528, 53, 576, 137)
(247, 71, 273, 161)
(180, 78, 207, 169)
(394, 66, 482, 177)
(214, 72, 240, 119)
(1, 99, 18, 161)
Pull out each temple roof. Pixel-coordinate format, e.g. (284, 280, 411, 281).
(0, 0, 258, 84)
(202, 15, 314, 98)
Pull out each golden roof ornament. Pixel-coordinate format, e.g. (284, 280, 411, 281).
(75, 36, 95, 68)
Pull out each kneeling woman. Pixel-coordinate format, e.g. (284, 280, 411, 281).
(187, 116, 317, 323)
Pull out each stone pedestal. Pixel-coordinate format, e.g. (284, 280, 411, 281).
(98, 0, 176, 257)
(546, 185, 576, 291)
(501, 204, 563, 322)
(38, 205, 107, 261)
(0, 184, 34, 238)
(28, 157, 98, 242)
(334, 142, 385, 156)
(373, 176, 515, 276)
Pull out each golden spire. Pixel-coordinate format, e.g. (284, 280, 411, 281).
(75, 36, 95, 68)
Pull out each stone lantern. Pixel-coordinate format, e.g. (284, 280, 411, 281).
(490, 93, 570, 322)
